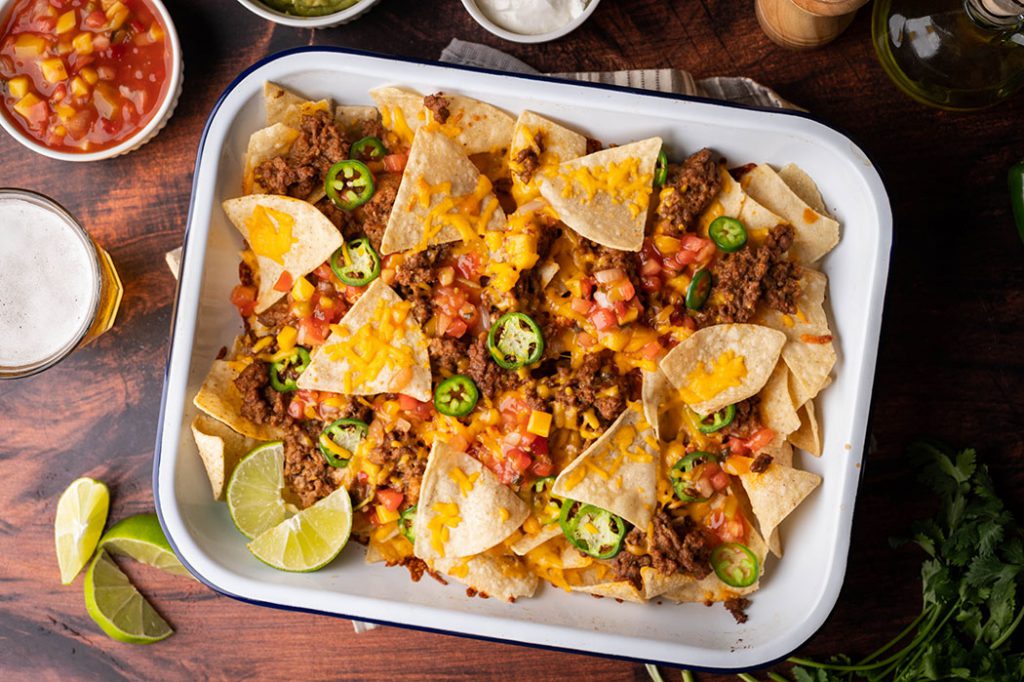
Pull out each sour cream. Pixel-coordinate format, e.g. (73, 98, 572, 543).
(474, 0, 591, 36)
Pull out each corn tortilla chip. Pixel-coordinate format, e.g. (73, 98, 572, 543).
(433, 551, 539, 602)
(790, 398, 822, 456)
(758, 362, 801, 439)
(704, 166, 786, 235)
(222, 194, 343, 314)
(778, 163, 829, 216)
(190, 415, 259, 500)
(296, 280, 432, 402)
(370, 86, 515, 155)
(509, 524, 561, 556)
(741, 164, 840, 264)
(508, 110, 587, 202)
(242, 123, 300, 195)
(539, 137, 662, 252)
(193, 360, 286, 441)
(379, 129, 507, 255)
(335, 104, 379, 134)
(264, 81, 305, 126)
(659, 324, 786, 416)
(552, 405, 659, 529)
(572, 579, 646, 603)
(641, 368, 673, 441)
(414, 441, 529, 562)
(739, 463, 821, 544)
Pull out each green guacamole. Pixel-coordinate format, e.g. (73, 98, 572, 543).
(262, 0, 360, 17)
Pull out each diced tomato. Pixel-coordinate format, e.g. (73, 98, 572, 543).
(376, 489, 404, 512)
(454, 252, 483, 281)
(399, 394, 434, 421)
(445, 318, 468, 338)
(640, 275, 662, 293)
(273, 271, 293, 292)
(580, 278, 595, 299)
(287, 397, 306, 420)
(710, 469, 731, 492)
(641, 340, 663, 359)
(577, 331, 596, 348)
(707, 511, 747, 544)
(571, 297, 594, 315)
(297, 317, 329, 346)
(382, 153, 408, 172)
(590, 308, 618, 331)
(230, 284, 257, 317)
(640, 257, 662, 277)
(530, 453, 553, 477)
(507, 448, 532, 475)
(607, 279, 636, 303)
(130, 19, 146, 33)
(312, 263, 335, 282)
(84, 10, 106, 28)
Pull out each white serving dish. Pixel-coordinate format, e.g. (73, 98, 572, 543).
(234, 0, 382, 28)
(155, 47, 891, 670)
(0, 0, 183, 162)
(460, 0, 601, 43)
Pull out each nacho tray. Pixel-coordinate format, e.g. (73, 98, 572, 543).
(154, 47, 891, 670)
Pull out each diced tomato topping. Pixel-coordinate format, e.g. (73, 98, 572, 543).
(398, 394, 434, 421)
(710, 469, 731, 492)
(312, 263, 335, 282)
(273, 271, 293, 292)
(577, 331, 597, 347)
(454, 252, 483, 281)
(641, 340, 663, 359)
(230, 285, 257, 317)
(382, 153, 408, 173)
(84, 10, 106, 28)
(287, 397, 306, 420)
(728, 427, 777, 455)
(445, 318, 468, 338)
(297, 317, 329, 346)
(590, 308, 618, 331)
(376, 489, 404, 512)
(571, 297, 594, 315)
(706, 510, 747, 545)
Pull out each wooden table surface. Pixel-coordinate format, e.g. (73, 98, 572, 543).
(2, 1, 1023, 680)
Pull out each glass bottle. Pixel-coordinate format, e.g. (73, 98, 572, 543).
(872, 0, 1024, 110)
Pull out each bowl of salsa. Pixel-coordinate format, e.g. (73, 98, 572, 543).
(0, 0, 181, 161)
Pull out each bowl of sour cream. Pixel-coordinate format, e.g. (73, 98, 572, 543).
(461, 0, 600, 43)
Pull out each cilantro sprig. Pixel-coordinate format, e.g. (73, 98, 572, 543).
(648, 442, 1024, 682)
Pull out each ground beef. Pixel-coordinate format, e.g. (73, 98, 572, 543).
(467, 333, 521, 399)
(239, 261, 255, 287)
(423, 93, 451, 124)
(256, 298, 292, 329)
(585, 137, 603, 155)
(393, 245, 449, 324)
(354, 172, 400, 250)
(283, 425, 339, 508)
(359, 117, 385, 140)
(750, 453, 773, 473)
(611, 543, 651, 591)
(720, 397, 761, 440)
(396, 557, 448, 585)
(656, 148, 721, 235)
(513, 147, 541, 184)
(613, 511, 713, 588)
(724, 597, 751, 624)
(703, 224, 800, 325)
(314, 196, 359, 240)
(553, 350, 634, 424)
(368, 428, 426, 504)
(234, 361, 291, 429)
(428, 336, 465, 376)
(729, 163, 757, 180)
(253, 110, 349, 199)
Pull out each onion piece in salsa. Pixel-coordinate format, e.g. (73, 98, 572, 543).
(0, 0, 171, 153)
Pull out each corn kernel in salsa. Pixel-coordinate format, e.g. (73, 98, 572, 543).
(0, 0, 171, 153)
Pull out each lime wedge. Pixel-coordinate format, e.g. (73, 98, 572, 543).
(84, 550, 173, 644)
(247, 487, 352, 572)
(55, 477, 110, 585)
(226, 441, 288, 539)
(99, 513, 190, 578)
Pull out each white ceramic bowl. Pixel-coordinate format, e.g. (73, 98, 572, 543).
(0, 0, 183, 162)
(156, 47, 892, 671)
(460, 0, 601, 43)
(234, 0, 382, 28)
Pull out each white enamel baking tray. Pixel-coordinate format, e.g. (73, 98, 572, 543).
(155, 47, 891, 671)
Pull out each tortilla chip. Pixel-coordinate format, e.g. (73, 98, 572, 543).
(659, 324, 786, 416)
(790, 399, 822, 456)
(379, 129, 507, 255)
(659, 524, 769, 603)
(433, 550, 539, 602)
(539, 137, 661, 252)
(508, 110, 587, 201)
(221, 194, 343, 313)
(641, 368, 673, 441)
(560, 541, 593, 569)
(708, 167, 786, 234)
(370, 86, 515, 155)
(413, 441, 529, 562)
(741, 164, 840, 264)
(190, 415, 259, 500)
(758, 362, 801, 438)
(739, 463, 821, 543)
(572, 579, 646, 603)
(552, 405, 658, 529)
(243, 123, 300, 195)
(264, 81, 305, 126)
(755, 268, 836, 407)
(296, 280, 432, 402)
(778, 163, 829, 216)
(509, 524, 561, 556)
(193, 360, 285, 441)
(335, 104, 379, 134)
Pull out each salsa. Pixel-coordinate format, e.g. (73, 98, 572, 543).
(0, 0, 171, 153)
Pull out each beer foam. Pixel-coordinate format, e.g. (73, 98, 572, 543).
(0, 197, 96, 368)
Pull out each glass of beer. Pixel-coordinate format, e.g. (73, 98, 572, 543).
(0, 189, 123, 379)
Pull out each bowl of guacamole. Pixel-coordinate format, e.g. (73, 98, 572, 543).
(236, 0, 381, 27)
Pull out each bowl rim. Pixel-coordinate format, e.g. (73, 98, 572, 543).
(233, 0, 382, 28)
(459, 0, 601, 44)
(0, 0, 183, 162)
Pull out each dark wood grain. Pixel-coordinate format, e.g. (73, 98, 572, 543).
(1, 1, 1023, 680)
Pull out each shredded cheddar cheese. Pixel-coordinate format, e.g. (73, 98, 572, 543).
(678, 350, 747, 406)
(557, 156, 652, 219)
(246, 204, 296, 265)
(324, 298, 418, 393)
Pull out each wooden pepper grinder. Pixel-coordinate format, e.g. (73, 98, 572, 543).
(756, 0, 871, 50)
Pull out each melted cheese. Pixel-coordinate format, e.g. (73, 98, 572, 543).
(408, 175, 499, 253)
(678, 350, 747, 406)
(246, 204, 296, 265)
(557, 156, 652, 219)
(324, 297, 418, 393)
(448, 467, 479, 497)
(380, 105, 415, 146)
(428, 502, 462, 558)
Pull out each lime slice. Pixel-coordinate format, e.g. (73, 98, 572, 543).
(55, 477, 109, 585)
(99, 513, 190, 578)
(247, 487, 352, 572)
(226, 441, 288, 539)
(84, 550, 173, 644)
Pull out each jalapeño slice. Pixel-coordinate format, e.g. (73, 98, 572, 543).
(654, 149, 669, 187)
(698, 404, 736, 434)
(558, 500, 627, 560)
(399, 505, 417, 543)
(671, 451, 717, 503)
(350, 136, 387, 163)
(330, 237, 381, 287)
(711, 542, 759, 588)
(269, 347, 311, 392)
(317, 418, 369, 468)
(433, 375, 479, 418)
(487, 312, 544, 370)
(325, 159, 375, 211)
(685, 268, 711, 310)
(708, 216, 748, 253)
(531, 476, 560, 525)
